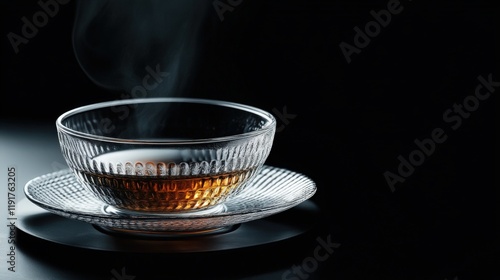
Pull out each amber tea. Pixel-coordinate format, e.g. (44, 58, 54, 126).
(73, 149, 256, 212)
(56, 98, 276, 214)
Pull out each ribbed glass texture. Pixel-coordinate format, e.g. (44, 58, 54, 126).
(24, 166, 316, 232)
(55, 98, 276, 212)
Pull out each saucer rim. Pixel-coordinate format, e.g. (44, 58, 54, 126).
(24, 165, 316, 223)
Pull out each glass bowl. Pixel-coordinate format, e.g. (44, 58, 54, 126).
(56, 97, 276, 213)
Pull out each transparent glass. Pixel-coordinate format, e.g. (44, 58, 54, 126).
(56, 97, 276, 213)
(24, 166, 316, 233)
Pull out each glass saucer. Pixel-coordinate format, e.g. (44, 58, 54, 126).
(24, 165, 316, 235)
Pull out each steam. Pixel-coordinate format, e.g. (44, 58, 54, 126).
(72, 0, 210, 97)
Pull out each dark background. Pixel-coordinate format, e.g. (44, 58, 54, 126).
(1, 0, 496, 279)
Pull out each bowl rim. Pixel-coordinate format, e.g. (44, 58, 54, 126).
(56, 97, 276, 145)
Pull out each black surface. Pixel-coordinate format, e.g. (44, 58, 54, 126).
(15, 201, 325, 280)
(16, 198, 320, 253)
(1, 0, 496, 279)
